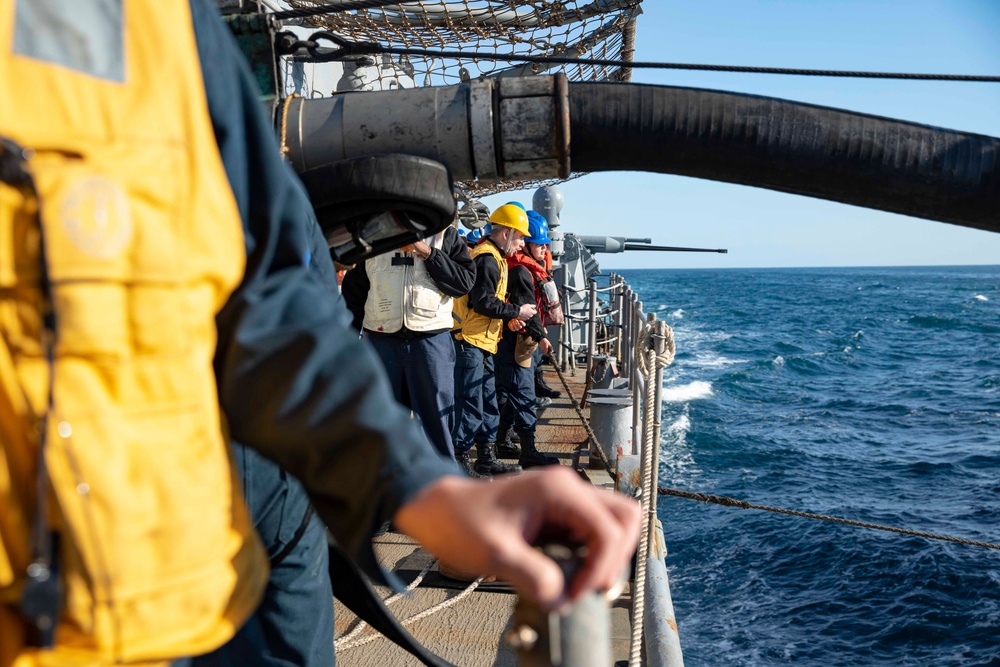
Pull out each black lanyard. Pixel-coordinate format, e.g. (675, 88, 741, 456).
(1, 136, 61, 647)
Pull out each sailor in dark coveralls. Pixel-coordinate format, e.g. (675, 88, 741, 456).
(496, 211, 561, 469)
(342, 226, 475, 461)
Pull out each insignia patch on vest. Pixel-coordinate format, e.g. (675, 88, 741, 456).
(60, 176, 133, 259)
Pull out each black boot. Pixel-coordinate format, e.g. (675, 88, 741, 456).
(535, 368, 561, 399)
(518, 431, 560, 468)
(456, 449, 484, 478)
(495, 424, 521, 459)
(474, 443, 522, 476)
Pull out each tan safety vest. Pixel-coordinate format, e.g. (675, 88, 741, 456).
(452, 241, 507, 354)
(0, 2, 267, 665)
(363, 231, 452, 333)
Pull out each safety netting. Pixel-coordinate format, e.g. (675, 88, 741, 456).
(281, 0, 644, 197)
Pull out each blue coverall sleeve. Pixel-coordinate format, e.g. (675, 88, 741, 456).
(189, 0, 460, 580)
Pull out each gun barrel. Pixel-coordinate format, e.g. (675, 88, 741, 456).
(622, 244, 728, 253)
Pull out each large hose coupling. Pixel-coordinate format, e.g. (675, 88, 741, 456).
(281, 74, 570, 183)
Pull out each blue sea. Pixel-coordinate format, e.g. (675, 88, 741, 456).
(614, 266, 1000, 667)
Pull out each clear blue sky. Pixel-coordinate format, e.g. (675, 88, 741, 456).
(484, 1, 1000, 269)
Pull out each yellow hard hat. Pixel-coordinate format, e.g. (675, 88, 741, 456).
(488, 204, 529, 236)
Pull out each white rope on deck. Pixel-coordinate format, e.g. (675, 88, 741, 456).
(629, 320, 675, 667)
(334, 558, 485, 653)
(335, 566, 484, 652)
(333, 559, 436, 650)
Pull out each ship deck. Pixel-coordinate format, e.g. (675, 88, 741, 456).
(333, 365, 634, 666)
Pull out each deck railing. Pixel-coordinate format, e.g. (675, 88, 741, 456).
(554, 271, 685, 667)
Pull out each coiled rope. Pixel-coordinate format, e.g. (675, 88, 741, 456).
(628, 320, 675, 667)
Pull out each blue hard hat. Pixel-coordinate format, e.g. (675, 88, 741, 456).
(525, 210, 551, 245)
(505, 201, 527, 211)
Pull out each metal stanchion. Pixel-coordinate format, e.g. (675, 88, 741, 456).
(630, 298, 643, 457)
(618, 285, 634, 378)
(586, 279, 597, 376)
(613, 276, 624, 362)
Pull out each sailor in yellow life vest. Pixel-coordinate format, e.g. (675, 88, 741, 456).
(451, 204, 538, 477)
(0, 2, 641, 666)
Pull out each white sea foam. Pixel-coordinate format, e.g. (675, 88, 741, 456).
(975, 294, 989, 301)
(657, 303, 667, 310)
(773, 355, 785, 366)
(671, 308, 685, 319)
(685, 352, 746, 368)
(661, 380, 713, 403)
(679, 329, 733, 346)
(666, 413, 691, 437)
(658, 412, 698, 474)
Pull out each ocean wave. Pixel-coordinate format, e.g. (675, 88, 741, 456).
(662, 380, 714, 403)
(905, 314, 1000, 335)
(683, 352, 747, 368)
(666, 413, 691, 438)
(974, 294, 989, 301)
(671, 308, 685, 319)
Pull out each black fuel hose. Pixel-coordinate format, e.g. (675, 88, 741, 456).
(568, 83, 1000, 233)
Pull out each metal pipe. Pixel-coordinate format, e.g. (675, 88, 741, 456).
(630, 298, 642, 458)
(558, 287, 568, 372)
(621, 285, 632, 378)
(508, 543, 612, 667)
(586, 279, 598, 377)
(644, 523, 685, 667)
(288, 76, 1000, 233)
(614, 276, 624, 361)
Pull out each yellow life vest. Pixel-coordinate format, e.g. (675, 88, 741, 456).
(0, 2, 267, 665)
(452, 241, 507, 354)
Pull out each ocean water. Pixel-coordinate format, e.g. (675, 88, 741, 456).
(614, 266, 1000, 667)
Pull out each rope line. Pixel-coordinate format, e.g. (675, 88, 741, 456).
(333, 559, 434, 649)
(337, 576, 484, 651)
(335, 560, 484, 652)
(298, 37, 1000, 82)
(656, 487, 1000, 551)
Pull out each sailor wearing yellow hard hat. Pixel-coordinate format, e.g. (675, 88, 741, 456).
(450, 204, 537, 476)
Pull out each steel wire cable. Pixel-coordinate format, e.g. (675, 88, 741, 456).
(299, 37, 1000, 82)
(273, 0, 412, 20)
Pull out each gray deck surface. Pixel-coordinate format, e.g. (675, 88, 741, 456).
(333, 366, 634, 667)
